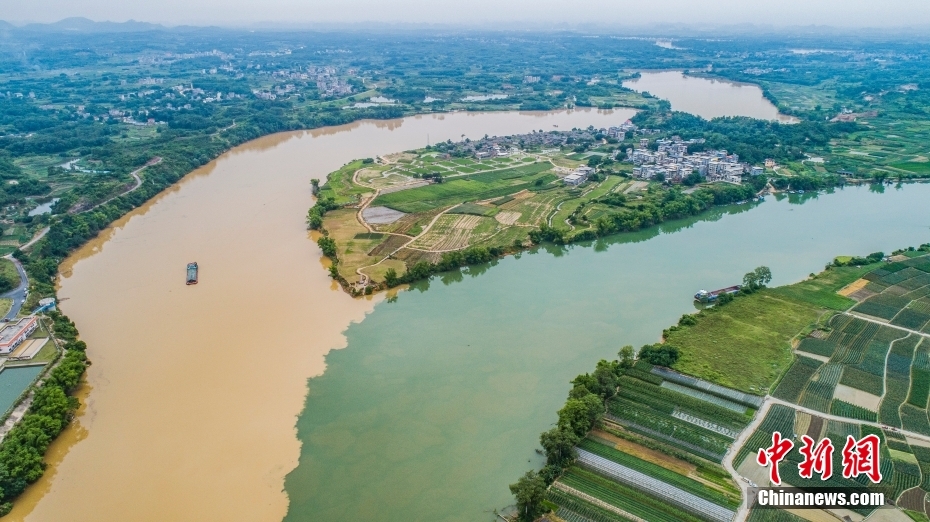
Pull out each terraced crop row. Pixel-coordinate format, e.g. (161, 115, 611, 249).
(913, 446, 930, 491)
(907, 365, 930, 408)
(772, 356, 822, 403)
(735, 405, 796, 467)
(746, 509, 806, 522)
(900, 404, 930, 436)
(840, 315, 867, 335)
(606, 398, 731, 457)
(578, 438, 739, 509)
(887, 465, 922, 501)
(799, 363, 843, 413)
(830, 400, 878, 422)
(853, 339, 892, 376)
(834, 322, 878, 364)
(824, 419, 860, 439)
(605, 415, 725, 462)
(854, 300, 905, 320)
(617, 375, 750, 427)
(650, 366, 763, 408)
(839, 366, 884, 396)
(902, 285, 930, 302)
(548, 490, 632, 522)
(796, 337, 837, 357)
(558, 467, 706, 522)
(912, 299, 930, 315)
(575, 449, 736, 522)
(879, 335, 921, 427)
(897, 273, 930, 291)
(660, 382, 748, 414)
(892, 307, 930, 331)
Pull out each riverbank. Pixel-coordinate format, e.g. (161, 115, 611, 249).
(311, 149, 918, 297)
(0, 312, 86, 516)
(284, 183, 930, 522)
(14, 110, 635, 522)
(518, 245, 930, 522)
(310, 130, 779, 294)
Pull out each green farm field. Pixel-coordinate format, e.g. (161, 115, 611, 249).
(372, 161, 553, 213)
(667, 291, 823, 393)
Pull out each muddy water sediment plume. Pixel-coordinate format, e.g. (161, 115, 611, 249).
(12, 109, 633, 521)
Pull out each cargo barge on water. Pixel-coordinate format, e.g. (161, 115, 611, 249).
(186, 262, 198, 285)
(694, 285, 740, 303)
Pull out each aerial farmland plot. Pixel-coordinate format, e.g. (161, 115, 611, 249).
(547, 250, 930, 522)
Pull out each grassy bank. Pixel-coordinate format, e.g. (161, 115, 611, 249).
(510, 245, 930, 522)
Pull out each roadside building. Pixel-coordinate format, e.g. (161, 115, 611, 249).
(564, 167, 592, 186)
(0, 316, 39, 355)
(564, 173, 585, 186)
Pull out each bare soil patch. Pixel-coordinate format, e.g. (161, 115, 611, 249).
(367, 235, 410, 257)
(849, 288, 878, 301)
(896, 487, 928, 513)
(794, 411, 812, 437)
(839, 278, 870, 297)
(392, 248, 443, 266)
(832, 384, 882, 411)
(495, 211, 522, 225)
(588, 430, 695, 477)
(806, 415, 825, 439)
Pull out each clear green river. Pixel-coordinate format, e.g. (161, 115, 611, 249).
(283, 184, 930, 521)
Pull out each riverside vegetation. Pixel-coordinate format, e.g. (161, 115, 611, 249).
(307, 110, 883, 294)
(0, 312, 87, 516)
(4, 21, 930, 515)
(508, 244, 930, 522)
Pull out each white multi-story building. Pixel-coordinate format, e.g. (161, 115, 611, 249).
(627, 142, 754, 184)
(0, 316, 39, 355)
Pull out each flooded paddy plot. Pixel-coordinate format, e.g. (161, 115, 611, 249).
(361, 206, 406, 225)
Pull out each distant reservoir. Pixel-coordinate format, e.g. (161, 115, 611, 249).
(623, 70, 798, 122)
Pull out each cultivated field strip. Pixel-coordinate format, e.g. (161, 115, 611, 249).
(661, 381, 748, 413)
(672, 410, 739, 438)
(576, 449, 736, 522)
(651, 367, 763, 408)
(604, 414, 725, 462)
(550, 487, 642, 522)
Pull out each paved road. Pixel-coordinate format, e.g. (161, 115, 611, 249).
(81, 156, 161, 213)
(19, 226, 49, 251)
(0, 255, 28, 321)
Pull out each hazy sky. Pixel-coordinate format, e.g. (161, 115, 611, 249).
(4, 0, 930, 28)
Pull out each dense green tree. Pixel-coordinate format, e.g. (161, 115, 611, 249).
(742, 266, 773, 290)
(618, 345, 635, 369)
(509, 471, 547, 522)
(317, 236, 338, 259)
(637, 344, 680, 367)
(539, 427, 579, 466)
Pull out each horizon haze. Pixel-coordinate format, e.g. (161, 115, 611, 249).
(3, 0, 930, 30)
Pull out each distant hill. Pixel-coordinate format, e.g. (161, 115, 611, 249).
(7, 17, 165, 33)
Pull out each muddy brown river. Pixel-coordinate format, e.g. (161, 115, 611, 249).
(9, 109, 632, 521)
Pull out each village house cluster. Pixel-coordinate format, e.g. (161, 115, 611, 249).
(627, 136, 764, 184)
(464, 122, 639, 159)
